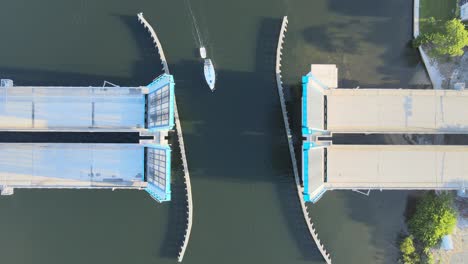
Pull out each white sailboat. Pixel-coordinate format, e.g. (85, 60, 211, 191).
(204, 59, 216, 91)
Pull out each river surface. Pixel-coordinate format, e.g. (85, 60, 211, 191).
(0, 1, 430, 263)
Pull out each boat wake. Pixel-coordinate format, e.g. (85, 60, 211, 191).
(184, 0, 216, 91)
(184, 0, 203, 48)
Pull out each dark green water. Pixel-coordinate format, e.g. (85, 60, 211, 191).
(0, 1, 429, 263)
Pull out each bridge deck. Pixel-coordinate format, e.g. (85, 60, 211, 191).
(326, 89, 468, 133)
(0, 143, 145, 188)
(304, 67, 468, 134)
(0, 87, 145, 130)
(303, 64, 468, 203)
(306, 145, 468, 198)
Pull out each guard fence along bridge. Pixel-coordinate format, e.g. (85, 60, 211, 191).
(302, 64, 468, 203)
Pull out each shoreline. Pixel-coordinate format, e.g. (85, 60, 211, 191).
(413, 0, 444, 89)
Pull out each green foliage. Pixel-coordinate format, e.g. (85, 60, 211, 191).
(409, 192, 457, 249)
(424, 17, 440, 34)
(431, 19, 468, 57)
(422, 251, 434, 264)
(413, 18, 468, 57)
(400, 236, 420, 264)
(413, 34, 435, 48)
(413, 17, 468, 57)
(413, 18, 442, 47)
(419, 0, 458, 34)
(401, 236, 416, 255)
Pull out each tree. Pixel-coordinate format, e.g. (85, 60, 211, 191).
(432, 19, 468, 57)
(413, 18, 468, 57)
(400, 236, 420, 264)
(413, 17, 439, 47)
(408, 192, 457, 249)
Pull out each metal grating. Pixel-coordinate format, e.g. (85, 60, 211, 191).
(146, 147, 167, 191)
(148, 84, 170, 128)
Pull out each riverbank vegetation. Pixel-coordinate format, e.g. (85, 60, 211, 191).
(420, 0, 458, 34)
(415, 0, 468, 58)
(400, 235, 420, 264)
(399, 192, 457, 264)
(414, 18, 468, 57)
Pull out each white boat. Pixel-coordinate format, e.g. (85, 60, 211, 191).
(199, 46, 206, 59)
(204, 59, 216, 91)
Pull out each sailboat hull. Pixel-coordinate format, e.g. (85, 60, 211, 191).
(204, 59, 216, 91)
